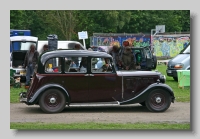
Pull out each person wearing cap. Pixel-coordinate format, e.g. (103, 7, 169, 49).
(121, 46, 136, 70)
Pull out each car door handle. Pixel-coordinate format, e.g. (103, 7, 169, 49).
(89, 74, 94, 76)
(84, 74, 89, 76)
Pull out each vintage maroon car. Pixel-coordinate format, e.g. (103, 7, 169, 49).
(19, 49, 175, 113)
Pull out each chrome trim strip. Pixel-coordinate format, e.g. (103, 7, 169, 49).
(121, 71, 124, 99)
(69, 101, 120, 107)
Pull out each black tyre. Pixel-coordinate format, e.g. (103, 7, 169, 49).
(39, 89, 66, 113)
(173, 77, 178, 81)
(145, 89, 171, 112)
(152, 55, 157, 69)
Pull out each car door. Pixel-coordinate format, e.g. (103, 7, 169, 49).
(87, 57, 117, 102)
(63, 56, 89, 103)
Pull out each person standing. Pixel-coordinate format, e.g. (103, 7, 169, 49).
(109, 45, 122, 70)
(23, 44, 39, 86)
(42, 44, 49, 52)
(122, 46, 136, 70)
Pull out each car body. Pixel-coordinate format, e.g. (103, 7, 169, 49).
(130, 46, 157, 71)
(10, 36, 38, 81)
(166, 43, 190, 81)
(19, 49, 175, 113)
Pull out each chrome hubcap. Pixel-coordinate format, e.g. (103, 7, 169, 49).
(156, 97, 162, 103)
(50, 97, 56, 104)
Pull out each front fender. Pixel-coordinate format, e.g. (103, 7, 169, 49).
(120, 83, 175, 105)
(28, 84, 70, 104)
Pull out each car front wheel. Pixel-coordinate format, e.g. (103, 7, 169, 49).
(39, 89, 66, 113)
(145, 89, 171, 112)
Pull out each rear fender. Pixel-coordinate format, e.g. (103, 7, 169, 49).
(28, 84, 70, 104)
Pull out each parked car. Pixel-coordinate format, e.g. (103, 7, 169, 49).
(131, 46, 157, 71)
(10, 36, 38, 82)
(166, 43, 190, 81)
(19, 49, 175, 113)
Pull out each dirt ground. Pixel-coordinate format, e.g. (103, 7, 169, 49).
(10, 102, 190, 124)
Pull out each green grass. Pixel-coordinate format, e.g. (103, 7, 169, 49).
(10, 87, 27, 103)
(10, 122, 190, 130)
(155, 64, 190, 102)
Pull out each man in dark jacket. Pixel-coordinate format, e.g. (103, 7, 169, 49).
(23, 44, 39, 86)
(122, 46, 136, 70)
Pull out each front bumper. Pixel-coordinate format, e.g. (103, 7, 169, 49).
(166, 69, 177, 78)
(19, 92, 27, 103)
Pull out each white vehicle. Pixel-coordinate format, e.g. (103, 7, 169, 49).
(10, 36, 38, 81)
(10, 37, 86, 82)
(37, 40, 85, 54)
(166, 43, 190, 81)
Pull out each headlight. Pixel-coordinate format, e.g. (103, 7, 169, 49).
(160, 74, 166, 83)
(174, 63, 184, 69)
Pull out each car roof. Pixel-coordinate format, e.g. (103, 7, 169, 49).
(131, 46, 150, 49)
(10, 36, 38, 42)
(40, 49, 112, 65)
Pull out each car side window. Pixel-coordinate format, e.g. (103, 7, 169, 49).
(91, 57, 113, 73)
(144, 48, 152, 59)
(65, 56, 87, 73)
(45, 57, 61, 73)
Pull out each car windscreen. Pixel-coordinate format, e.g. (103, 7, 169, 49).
(11, 41, 37, 51)
(182, 45, 190, 54)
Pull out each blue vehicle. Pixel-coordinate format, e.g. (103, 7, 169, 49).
(10, 29, 31, 37)
(10, 29, 31, 53)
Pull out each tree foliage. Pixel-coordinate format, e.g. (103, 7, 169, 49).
(10, 10, 190, 45)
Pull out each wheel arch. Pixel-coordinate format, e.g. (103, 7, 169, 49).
(28, 84, 70, 104)
(120, 83, 175, 105)
(145, 85, 175, 103)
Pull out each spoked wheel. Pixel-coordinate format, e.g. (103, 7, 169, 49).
(145, 89, 171, 112)
(39, 89, 66, 113)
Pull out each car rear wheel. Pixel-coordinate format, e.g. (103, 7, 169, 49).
(145, 89, 171, 112)
(39, 89, 66, 113)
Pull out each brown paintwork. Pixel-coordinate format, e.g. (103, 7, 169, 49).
(24, 50, 174, 106)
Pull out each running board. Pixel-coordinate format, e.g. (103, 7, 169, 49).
(69, 101, 120, 107)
